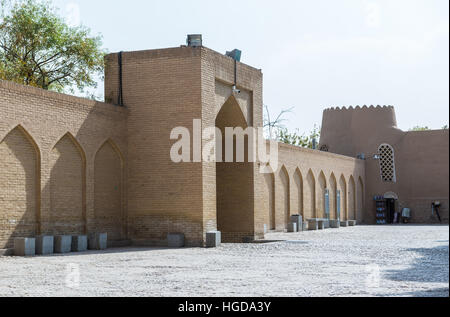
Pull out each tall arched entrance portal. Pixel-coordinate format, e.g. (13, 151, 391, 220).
(215, 96, 254, 242)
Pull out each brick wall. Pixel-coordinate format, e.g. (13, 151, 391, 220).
(105, 47, 205, 246)
(49, 133, 85, 235)
(321, 106, 449, 224)
(0, 45, 378, 250)
(253, 142, 366, 237)
(0, 126, 38, 248)
(0, 80, 127, 249)
(94, 141, 124, 241)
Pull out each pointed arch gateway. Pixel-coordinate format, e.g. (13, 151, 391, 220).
(50, 133, 86, 235)
(215, 95, 254, 242)
(94, 139, 124, 241)
(0, 125, 40, 249)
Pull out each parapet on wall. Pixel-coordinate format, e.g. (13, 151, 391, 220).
(0, 80, 128, 249)
(320, 105, 401, 157)
(320, 104, 449, 224)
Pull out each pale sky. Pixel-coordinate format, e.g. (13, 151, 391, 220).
(53, 0, 449, 133)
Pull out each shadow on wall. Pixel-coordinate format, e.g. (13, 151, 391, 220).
(383, 245, 449, 284)
(92, 140, 124, 241)
(263, 165, 363, 229)
(47, 133, 86, 236)
(0, 126, 39, 249)
(215, 95, 254, 242)
(0, 111, 125, 250)
(41, 130, 125, 242)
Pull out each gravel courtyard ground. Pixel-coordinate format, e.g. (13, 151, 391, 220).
(0, 225, 448, 297)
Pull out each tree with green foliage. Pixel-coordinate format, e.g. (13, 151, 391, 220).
(0, 0, 105, 93)
(278, 125, 321, 149)
(409, 126, 431, 131)
(263, 104, 321, 149)
(263, 104, 294, 140)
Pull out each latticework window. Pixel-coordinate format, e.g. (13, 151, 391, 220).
(378, 144, 396, 183)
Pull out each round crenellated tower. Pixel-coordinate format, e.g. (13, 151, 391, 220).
(319, 105, 402, 157)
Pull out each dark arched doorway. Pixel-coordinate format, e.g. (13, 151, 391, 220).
(215, 96, 254, 242)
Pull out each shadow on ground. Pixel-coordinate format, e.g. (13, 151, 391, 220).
(384, 245, 449, 284)
(34, 246, 197, 258)
(376, 287, 449, 297)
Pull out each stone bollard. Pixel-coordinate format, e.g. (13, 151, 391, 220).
(88, 233, 108, 250)
(318, 220, 325, 230)
(308, 219, 318, 231)
(36, 236, 54, 255)
(302, 222, 308, 231)
(329, 220, 341, 229)
(72, 235, 88, 252)
(290, 215, 303, 232)
(206, 231, 221, 248)
(167, 233, 185, 248)
(14, 238, 35, 256)
(54, 235, 72, 253)
(287, 222, 297, 233)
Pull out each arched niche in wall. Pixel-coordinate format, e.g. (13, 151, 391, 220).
(317, 171, 327, 219)
(339, 174, 347, 220)
(279, 166, 290, 229)
(0, 125, 40, 249)
(348, 176, 356, 221)
(263, 165, 275, 231)
(357, 177, 364, 220)
(304, 170, 316, 219)
(293, 168, 304, 218)
(329, 173, 337, 220)
(215, 95, 254, 241)
(50, 133, 86, 235)
(94, 139, 124, 241)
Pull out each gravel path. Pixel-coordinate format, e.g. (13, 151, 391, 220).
(0, 225, 448, 297)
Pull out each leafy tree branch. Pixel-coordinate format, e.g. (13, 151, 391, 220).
(0, 0, 105, 93)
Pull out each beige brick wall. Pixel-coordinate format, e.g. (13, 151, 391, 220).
(199, 47, 366, 238)
(329, 174, 337, 219)
(201, 48, 263, 242)
(2, 44, 445, 251)
(94, 140, 124, 241)
(254, 143, 366, 237)
(49, 133, 85, 235)
(292, 170, 303, 217)
(0, 126, 38, 248)
(105, 47, 205, 246)
(321, 106, 449, 224)
(0, 45, 376, 249)
(338, 175, 348, 220)
(0, 80, 127, 249)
